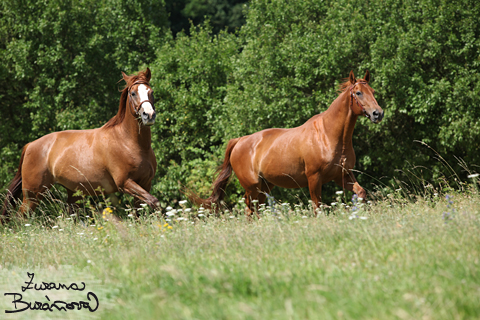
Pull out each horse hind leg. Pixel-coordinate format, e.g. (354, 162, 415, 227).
(243, 178, 274, 219)
(20, 174, 55, 216)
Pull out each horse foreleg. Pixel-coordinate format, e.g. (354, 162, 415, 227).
(334, 172, 366, 200)
(121, 179, 159, 210)
(307, 174, 323, 216)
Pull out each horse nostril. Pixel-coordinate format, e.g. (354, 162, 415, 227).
(372, 110, 379, 117)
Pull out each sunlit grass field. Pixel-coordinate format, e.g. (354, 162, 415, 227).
(1, 190, 480, 319)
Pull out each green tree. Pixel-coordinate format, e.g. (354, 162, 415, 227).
(165, 0, 247, 35)
(149, 24, 240, 205)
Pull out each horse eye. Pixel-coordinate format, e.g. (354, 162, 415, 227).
(356, 91, 362, 96)
(131, 92, 136, 97)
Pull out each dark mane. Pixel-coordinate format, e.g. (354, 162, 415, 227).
(103, 71, 150, 129)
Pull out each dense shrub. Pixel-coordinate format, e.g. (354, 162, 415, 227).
(2, 0, 480, 207)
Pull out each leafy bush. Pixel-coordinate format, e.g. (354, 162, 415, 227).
(2, 0, 480, 208)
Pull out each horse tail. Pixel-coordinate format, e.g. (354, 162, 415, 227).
(1, 144, 27, 217)
(189, 138, 240, 210)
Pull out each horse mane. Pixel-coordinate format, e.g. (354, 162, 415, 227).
(103, 70, 150, 129)
(337, 77, 368, 94)
(338, 79, 354, 93)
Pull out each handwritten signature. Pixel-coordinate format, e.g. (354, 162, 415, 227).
(4, 272, 99, 313)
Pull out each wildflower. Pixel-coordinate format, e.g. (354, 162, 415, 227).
(52, 226, 58, 229)
(127, 214, 133, 217)
(252, 199, 259, 203)
(167, 225, 172, 230)
(70, 213, 76, 217)
(443, 194, 455, 222)
(336, 190, 344, 195)
(166, 206, 173, 211)
(198, 214, 205, 217)
(90, 224, 96, 227)
(184, 208, 192, 213)
(25, 224, 31, 227)
(163, 223, 169, 228)
(93, 238, 98, 240)
(87, 260, 92, 264)
(467, 173, 479, 178)
(166, 211, 175, 217)
(97, 226, 104, 230)
(331, 202, 337, 206)
(59, 229, 64, 232)
(179, 200, 188, 205)
(140, 203, 147, 207)
(229, 215, 235, 219)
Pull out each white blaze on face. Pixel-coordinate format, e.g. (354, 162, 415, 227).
(137, 84, 154, 116)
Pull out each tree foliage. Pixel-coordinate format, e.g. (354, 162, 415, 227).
(1, 0, 480, 207)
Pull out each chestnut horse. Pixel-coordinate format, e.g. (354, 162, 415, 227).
(193, 70, 383, 216)
(1, 69, 159, 218)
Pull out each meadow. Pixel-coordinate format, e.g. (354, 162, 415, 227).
(1, 188, 479, 319)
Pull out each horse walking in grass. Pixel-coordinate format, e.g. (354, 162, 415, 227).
(1, 69, 159, 219)
(192, 70, 384, 216)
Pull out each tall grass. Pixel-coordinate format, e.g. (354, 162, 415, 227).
(1, 184, 480, 319)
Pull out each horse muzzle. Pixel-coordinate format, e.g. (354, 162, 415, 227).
(366, 109, 384, 124)
(139, 102, 156, 126)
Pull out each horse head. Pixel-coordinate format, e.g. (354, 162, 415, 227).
(348, 70, 384, 124)
(122, 68, 156, 126)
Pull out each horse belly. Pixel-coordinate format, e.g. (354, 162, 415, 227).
(259, 155, 308, 189)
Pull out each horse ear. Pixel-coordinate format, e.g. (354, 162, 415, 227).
(349, 70, 356, 84)
(364, 70, 370, 83)
(145, 68, 151, 82)
(121, 71, 128, 82)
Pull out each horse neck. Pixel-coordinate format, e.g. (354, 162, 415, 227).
(118, 110, 152, 150)
(322, 91, 359, 152)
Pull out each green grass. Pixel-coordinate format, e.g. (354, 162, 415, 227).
(1, 192, 480, 320)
